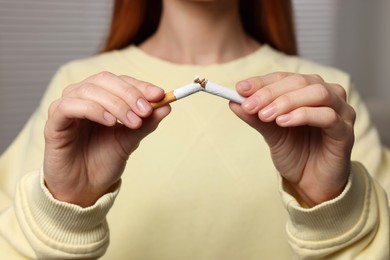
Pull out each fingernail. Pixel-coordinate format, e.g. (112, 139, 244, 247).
(137, 98, 151, 114)
(237, 81, 251, 92)
(127, 110, 141, 127)
(242, 97, 258, 111)
(103, 111, 116, 123)
(276, 114, 291, 124)
(260, 105, 276, 119)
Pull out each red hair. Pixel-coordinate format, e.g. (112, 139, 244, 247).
(102, 0, 297, 55)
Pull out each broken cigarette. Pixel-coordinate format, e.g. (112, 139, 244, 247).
(201, 79, 245, 104)
(150, 83, 202, 109)
(150, 76, 245, 109)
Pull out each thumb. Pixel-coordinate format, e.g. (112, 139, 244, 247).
(229, 102, 282, 146)
(117, 106, 172, 155)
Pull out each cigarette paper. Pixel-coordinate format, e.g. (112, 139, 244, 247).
(174, 83, 203, 99)
(203, 80, 245, 104)
(150, 83, 202, 109)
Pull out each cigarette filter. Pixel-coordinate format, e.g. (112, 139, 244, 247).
(150, 83, 202, 109)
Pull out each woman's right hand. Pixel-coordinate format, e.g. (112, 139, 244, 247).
(43, 72, 171, 207)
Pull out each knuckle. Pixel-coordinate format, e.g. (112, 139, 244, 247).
(333, 84, 347, 100)
(278, 94, 294, 109)
(94, 71, 115, 81)
(290, 74, 309, 86)
(55, 98, 71, 114)
(310, 74, 324, 82)
(245, 76, 264, 90)
(123, 85, 139, 99)
(62, 83, 77, 97)
(252, 77, 266, 88)
(48, 100, 60, 117)
(136, 81, 152, 91)
(78, 83, 96, 97)
(119, 75, 138, 86)
(326, 108, 340, 124)
(110, 99, 128, 114)
(273, 71, 289, 81)
(315, 83, 332, 103)
(293, 107, 309, 123)
(259, 87, 274, 103)
(119, 74, 133, 80)
(301, 107, 310, 119)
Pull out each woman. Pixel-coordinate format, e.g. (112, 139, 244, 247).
(1, 0, 389, 259)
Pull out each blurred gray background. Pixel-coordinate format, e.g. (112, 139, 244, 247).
(0, 0, 389, 153)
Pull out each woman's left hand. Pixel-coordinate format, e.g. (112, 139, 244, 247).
(230, 72, 356, 207)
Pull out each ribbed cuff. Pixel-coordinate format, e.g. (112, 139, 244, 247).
(280, 162, 373, 244)
(15, 169, 120, 257)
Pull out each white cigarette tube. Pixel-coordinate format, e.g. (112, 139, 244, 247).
(150, 83, 202, 109)
(203, 80, 245, 104)
(174, 83, 203, 100)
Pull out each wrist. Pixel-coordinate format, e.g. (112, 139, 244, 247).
(280, 162, 372, 244)
(282, 169, 350, 208)
(44, 177, 121, 207)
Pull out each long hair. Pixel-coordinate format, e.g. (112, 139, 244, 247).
(102, 0, 297, 55)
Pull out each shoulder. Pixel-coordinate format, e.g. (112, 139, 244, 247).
(42, 47, 140, 102)
(56, 46, 140, 83)
(264, 45, 351, 87)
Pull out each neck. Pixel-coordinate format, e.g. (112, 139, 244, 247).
(139, 0, 260, 65)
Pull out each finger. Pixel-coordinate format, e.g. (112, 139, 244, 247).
(128, 106, 172, 140)
(326, 83, 355, 123)
(237, 72, 323, 96)
(236, 72, 292, 96)
(240, 73, 324, 114)
(229, 101, 280, 139)
(329, 83, 347, 101)
(275, 107, 353, 141)
(62, 82, 79, 97)
(82, 72, 155, 116)
(47, 97, 117, 134)
(116, 105, 172, 155)
(67, 82, 147, 128)
(119, 75, 165, 102)
(257, 83, 346, 122)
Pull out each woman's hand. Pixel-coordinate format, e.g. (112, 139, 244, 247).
(44, 72, 171, 207)
(230, 72, 356, 207)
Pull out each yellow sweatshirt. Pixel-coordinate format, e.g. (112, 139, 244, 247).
(0, 45, 389, 259)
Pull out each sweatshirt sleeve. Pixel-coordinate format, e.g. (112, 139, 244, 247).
(14, 170, 119, 259)
(279, 80, 390, 259)
(0, 66, 118, 259)
(280, 162, 389, 259)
